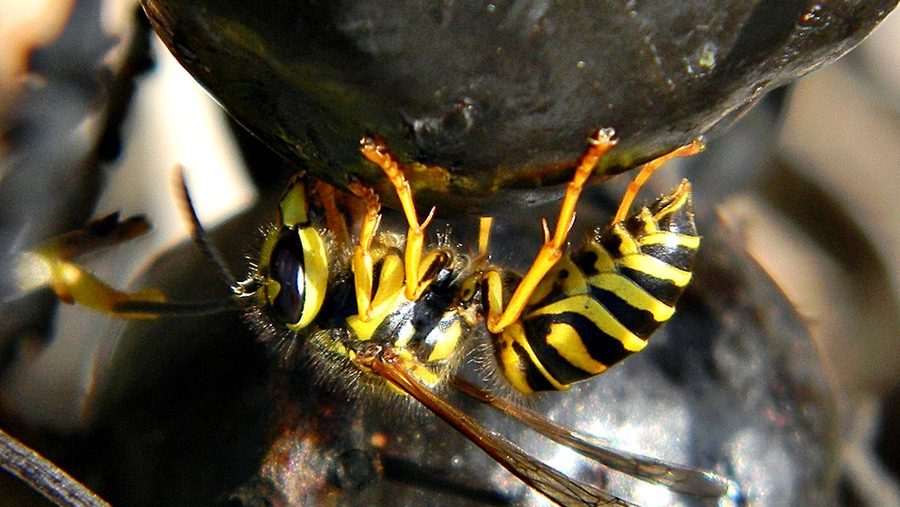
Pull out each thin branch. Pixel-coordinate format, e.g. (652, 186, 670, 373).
(0, 428, 110, 507)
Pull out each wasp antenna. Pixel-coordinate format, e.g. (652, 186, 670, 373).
(112, 298, 238, 317)
(173, 166, 238, 290)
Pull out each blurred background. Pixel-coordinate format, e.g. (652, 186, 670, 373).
(712, 10, 900, 504)
(0, 1, 896, 505)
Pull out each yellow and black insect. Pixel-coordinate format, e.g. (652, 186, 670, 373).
(24, 129, 737, 506)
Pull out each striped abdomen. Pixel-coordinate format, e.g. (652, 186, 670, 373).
(496, 180, 699, 393)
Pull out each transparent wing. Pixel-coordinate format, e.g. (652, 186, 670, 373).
(453, 377, 736, 499)
(365, 347, 638, 507)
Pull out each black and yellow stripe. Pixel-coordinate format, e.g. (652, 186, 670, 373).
(496, 181, 699, 393)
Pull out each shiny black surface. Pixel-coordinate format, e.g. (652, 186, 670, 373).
(141, 0, 895, 212)
(268, 228, 308, 324)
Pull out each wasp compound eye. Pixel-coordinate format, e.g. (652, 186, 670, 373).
(264, 225, 328, 330)
(268, 229, 307, 325)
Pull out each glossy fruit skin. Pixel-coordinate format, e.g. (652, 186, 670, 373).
(141, 0, 894, 213)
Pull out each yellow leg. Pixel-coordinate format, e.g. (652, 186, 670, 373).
(348, 182, 382, 320)
(488, 129, 616, 333)
(315, 180, 351, 249)
(474, 216, 494, 268)
(612, 138, 704, 224)
(45, 259, 165, 318)
(360, 136, 436, 300)
(17, 213, 166, 319)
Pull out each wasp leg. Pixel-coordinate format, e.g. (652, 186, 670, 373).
(474, 217, 494, 268)
(612, 139, 704, 224)
(360, 136, 436, 301)
(488, 129, 617, 333)
(347, 182, 382, 320)
(39, 212, 149, 261)
(30, 257, 169, 319)
(314, 179, 352, 249)
(16, 214, 169, 319)
(478, 217, 494, 257)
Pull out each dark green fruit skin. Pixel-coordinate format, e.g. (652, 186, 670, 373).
(142, 0, 895, 213)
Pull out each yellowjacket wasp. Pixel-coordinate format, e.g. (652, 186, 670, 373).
(22, 128, 738, 506)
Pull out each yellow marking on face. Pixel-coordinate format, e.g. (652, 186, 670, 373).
(589, 273, 675, 322)
(638, 232, 700, 249)
(296, 226, 328, 328)
(617, 255, 693, 287)
(544, 322, 609, 374)
(427, 319, 462, 363)
(264, 278, 281, 308)
(280, 181, 310, 227)
(528, 295, 648, 352)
